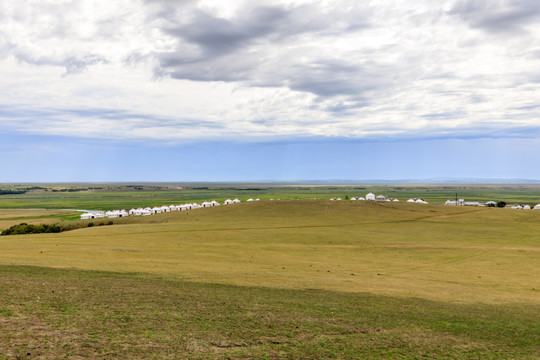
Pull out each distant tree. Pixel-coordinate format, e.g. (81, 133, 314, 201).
(496, 201, 506, 208)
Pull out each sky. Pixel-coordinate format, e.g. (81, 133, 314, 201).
(1, 0, 539, 182)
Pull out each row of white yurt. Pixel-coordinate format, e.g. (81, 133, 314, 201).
(80, 198, 253, 220)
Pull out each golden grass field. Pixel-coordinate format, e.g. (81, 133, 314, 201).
(0, 210, 77, 230)
(0, 201, 538, 304)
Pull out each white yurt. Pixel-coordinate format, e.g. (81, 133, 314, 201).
(407, 198, 415, 203)
(416, 199, 427, 204)
(366, 193, 376, 201)
(159, 205, 169, 213)
(350, 197, 357, 201)
(80, 212, 94, 220)
(211, 200, 220, 206)
(233, 198, 241, 203)
(169, 205, 177, 211)
(533, 204, 540, 210)
(247, 198, 254, 202)
(393, 199, 400, 202)
(223, 199, 234, 205)
(255, 198, 260, 201)
(357, 197, 365, 201)
(375, 195, 386, 202)
(95, 211, 105, 218)
(128, 208, 137, 215)
(202, 201, 212, 208)
(152, 206, 162, 214)
(523, 205, 531, 210)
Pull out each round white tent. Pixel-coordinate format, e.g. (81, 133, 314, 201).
(366, 193, 376, 201)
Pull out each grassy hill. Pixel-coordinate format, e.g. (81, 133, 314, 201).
(0, 200, 538, 358)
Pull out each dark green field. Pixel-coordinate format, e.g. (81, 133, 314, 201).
(0, 183, 539, 211)
(0, 266, 538, 360)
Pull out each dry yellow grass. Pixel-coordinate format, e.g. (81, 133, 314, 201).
(0, 201, 538, 304)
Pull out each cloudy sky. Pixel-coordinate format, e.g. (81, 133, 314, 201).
(1, 0, 539, 182)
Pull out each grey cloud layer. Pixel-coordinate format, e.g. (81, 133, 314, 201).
(0, 0, 539, 141)
(150, 2, 374, 100)
(451, 0, 540, 33)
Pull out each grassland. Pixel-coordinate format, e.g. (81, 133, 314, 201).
(1, 183, 539, 211)
(0, 189, 538, 359)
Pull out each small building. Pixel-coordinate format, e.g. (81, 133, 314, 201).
(523, 204, 531, 210)
(375, 195, 387, 202)
(80, 212, 95, 220)
(210, 200, 220, 206)
(534, 204, 540, 210)
(233, 198, 241, 203)
(407, 198, 415, 203)
(366, 193, 376, 201)
(246, 198, 254, 202)
(223, 199, 234, 205)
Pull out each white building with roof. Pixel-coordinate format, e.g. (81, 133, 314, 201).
(366, 193, 376, 201)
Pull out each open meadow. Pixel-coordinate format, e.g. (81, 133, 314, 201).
(0, 187, 539, 359)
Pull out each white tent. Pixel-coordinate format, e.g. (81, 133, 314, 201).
(357, 197, 365, 201)
(233, 198, 241, 203)
(246, 198, 254, 202)
(407, 198, 415, 203)
(393, 199, 400, 202)
(169, 205, 177, 211)
(350, 197, 357, 201)
(415, 199, 427, 204)
(152, 206, 162, 214)
(255, 198, 260, 201)
(211, 200, 220, 206)
(523, 204, 531, 210)
(366, 193, 376, 201)
(118, 210, 129, 217)
(534, 204, 540, 210)
(202, 201, 212, 208)
(375, 195, 386, 202)
(223, 199, 234, 205)
(80, 213, 94, 220)
(106, 211, 119, 218)
(128, 208, 137, 215)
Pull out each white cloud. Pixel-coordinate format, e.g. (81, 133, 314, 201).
(0, 0, 539, 142)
